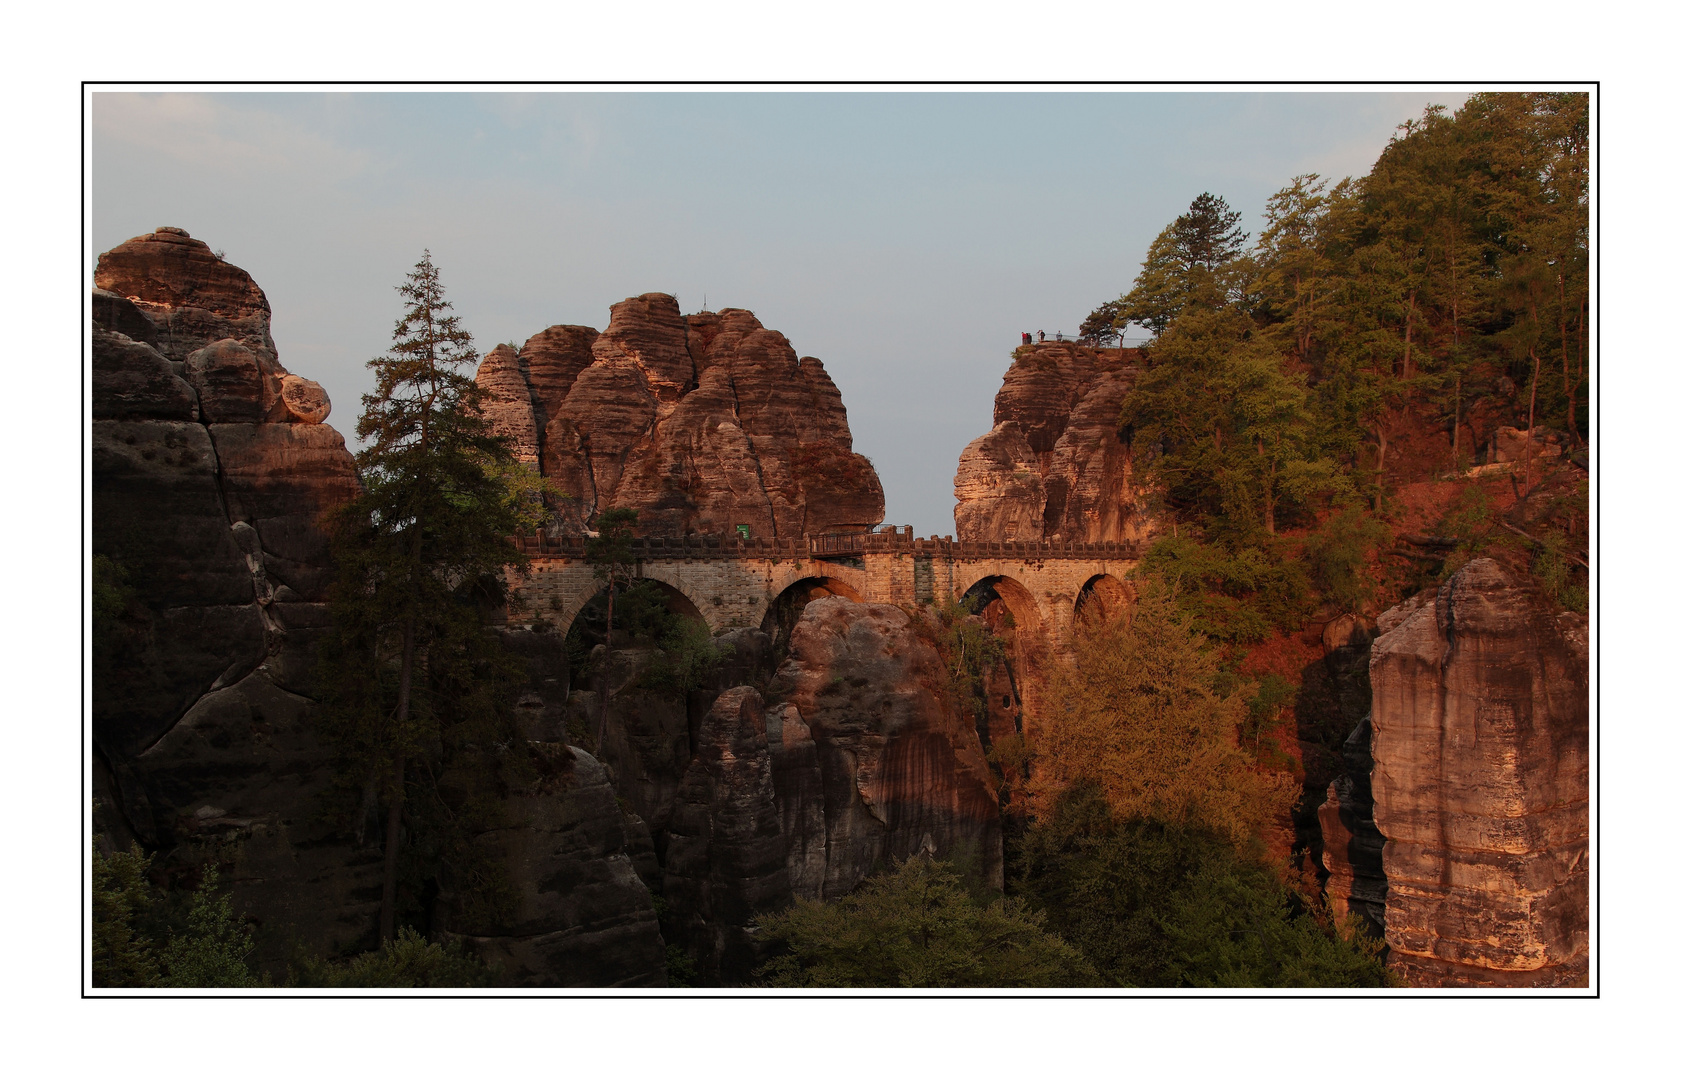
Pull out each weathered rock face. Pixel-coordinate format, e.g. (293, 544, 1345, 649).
(1368, 558, 1589, 987)
(662, 687, 791, 985)
(95, 228, 301, 423)
(473, 295, 884, 538)
(954, 343, 1155, 544)
(94, 231, 668, 986)
(93, 230, 370, 968)
(456, 745, 666, 988)
(766, 597, 1003, 899)
(474, 343, 541, 465)
(93, 233, 359, 751)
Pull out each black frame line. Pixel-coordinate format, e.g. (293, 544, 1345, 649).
(81, 77, 1600, 1001)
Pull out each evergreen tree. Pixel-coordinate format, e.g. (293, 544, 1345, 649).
(321, 252, 547, 943)
(1085, 192, 1251, 341)
(91, 840, 161, 987)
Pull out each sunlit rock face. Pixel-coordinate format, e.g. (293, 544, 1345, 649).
(953, 342, 1156, 544)
(473, 295, 885, 538)
(1367, 558, 1589, 987)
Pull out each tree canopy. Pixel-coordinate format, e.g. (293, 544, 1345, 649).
(754, 856, 1097, 988)
(1027, 579, 1299, 849)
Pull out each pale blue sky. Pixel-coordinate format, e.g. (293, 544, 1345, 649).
(91, 90, 1466, 535)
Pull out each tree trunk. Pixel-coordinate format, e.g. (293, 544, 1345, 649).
(1372, 422, 1387, 513)
(380, 616, 417, 944)
(1452, 374, 1462, 467)
(1402, 291, 1416, 381)
(1525, 346, 1540, 495)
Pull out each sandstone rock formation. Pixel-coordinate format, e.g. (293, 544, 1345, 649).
(93, 229, 371, 966)
(765, 597, 1003, 898)
(456, 745, 667, 988)
(662, 687, 791, 985)
(1317, 716, 1387, 941)
(93, 230, 668, 984)
(954, 342, 1156, 544)
(1366, 558, 1589, 987)
(93, 230, 355, 765)
(473, 295, 884, 538)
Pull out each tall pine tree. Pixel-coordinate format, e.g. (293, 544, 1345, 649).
(322, 252, 547, 943)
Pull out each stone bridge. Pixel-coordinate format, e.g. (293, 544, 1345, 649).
(510, 527, 1142, 639)
(508, 527, 1143, 724)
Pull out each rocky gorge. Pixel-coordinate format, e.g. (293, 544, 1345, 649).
(90, 228, 1590, 990)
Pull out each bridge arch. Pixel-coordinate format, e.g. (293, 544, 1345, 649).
(762, 575, 865, 653)
(558, 576, 709, 643)
(956, 573, 1051, 739)
(955, 572, 1046, 637)
(1074, 573, 1132, 624)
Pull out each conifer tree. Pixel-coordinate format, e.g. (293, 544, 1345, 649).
(322, 252, 546, 943)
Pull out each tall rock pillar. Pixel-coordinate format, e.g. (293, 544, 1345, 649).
(1368, 558, 1589, 987)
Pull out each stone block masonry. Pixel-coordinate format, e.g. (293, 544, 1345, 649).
(508, 531, 1140, 645)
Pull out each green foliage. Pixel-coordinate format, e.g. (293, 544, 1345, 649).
(320, 252, 541, 936)
(1029, 579, 1299, 848)
(754, 856, 1098, 988)
(1241, 674, 1300, 772)
(663, 944, 698, 988)
(1011, 788, 1392, 988)
(924, 594, 1008, 718)
(586, 507, 640, 590)
(1135, 534, 1312, 643)
(92, 843, 266, 988)
(159, 865, 265, 988)
(1119, 304, 1349, 537)
(636, 613, 735, 697)
(1303, 507, 1392, 614)
(1088, 192, 1251, 340)
(91, 841, 161, 988)
(1435, 483, 1516, 579)
(289, 928, 494, 988)
(1532, 531, 1587, 614)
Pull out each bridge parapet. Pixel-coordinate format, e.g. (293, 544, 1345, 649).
(509, 532, 1146, 562)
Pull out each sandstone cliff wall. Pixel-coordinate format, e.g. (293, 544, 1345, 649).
(954, 343, 1156, 545)
(1363, 558, 1589, 987)
(93, 230, 666, 984)
(93, 228, 377, 964)
(475, 296, 885, 539)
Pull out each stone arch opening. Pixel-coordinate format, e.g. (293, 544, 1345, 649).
(957, 574, 1046, 747)
(562, 577, 709, 689)
(1074, 573, 1132, 624)
(762, 576, 865, 658)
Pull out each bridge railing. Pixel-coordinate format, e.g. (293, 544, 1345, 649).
(508, 531, 1144, 561)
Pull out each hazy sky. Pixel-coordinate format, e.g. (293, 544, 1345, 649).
(91, 90, 1466, 536)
